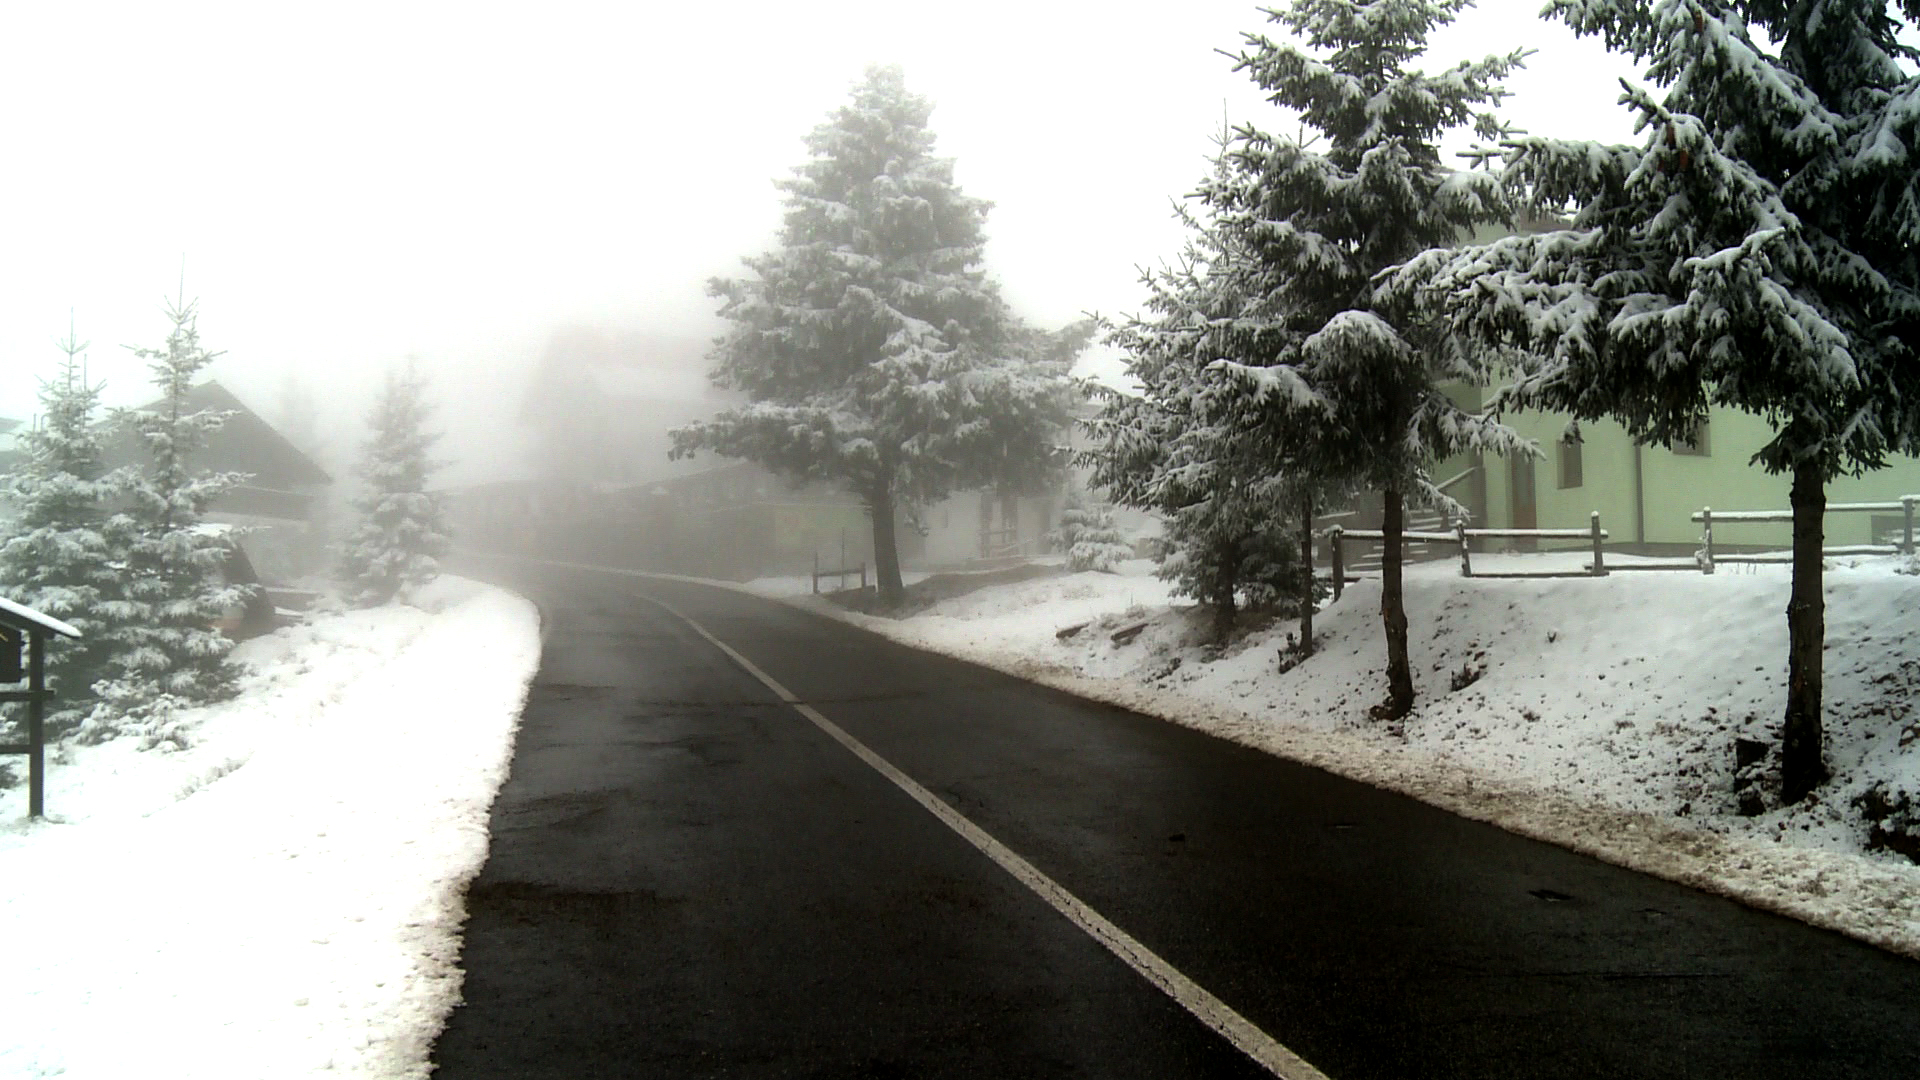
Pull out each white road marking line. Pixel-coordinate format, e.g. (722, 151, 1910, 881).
(640, 593, 1330, 1080)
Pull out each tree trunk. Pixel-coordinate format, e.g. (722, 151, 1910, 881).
(1781, 460, 1827, 804)
(1378, 487, 1414, 719)
(870, 488, 905, 609)
(1213, 537, 1240, 643)
(1297, 491, 1315, 658)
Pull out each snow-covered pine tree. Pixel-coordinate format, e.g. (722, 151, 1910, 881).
(338, 364, 452, 607)
(1390, 0, 1920, 801)
(1089, 131, 1321, 644)
(0, 321, 128, 737)
(671, 66, 1079, 608)
(1103, 0, 1528, 698)
(1052, 488, 1132, 572)
(90, 296, 252, 738)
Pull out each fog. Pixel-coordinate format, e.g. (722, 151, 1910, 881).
(1, 1, 1646, 487)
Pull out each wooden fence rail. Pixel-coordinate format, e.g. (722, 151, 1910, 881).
(1691, 495, 1917, 573)
(1316, 495, 1919, 599)
(1325, 512, 1609, 599)
(811, 552, 868, 594)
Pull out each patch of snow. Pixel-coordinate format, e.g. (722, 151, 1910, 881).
(0, 576, 542, 1079)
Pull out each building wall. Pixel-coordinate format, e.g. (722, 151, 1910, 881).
(915, 489, 1060, 567)
(1483, 405, 1920, 551)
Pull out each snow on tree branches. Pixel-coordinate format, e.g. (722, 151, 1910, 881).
(339, 365, 451, 608)
(671, 66, 1081, 607)
(89, 297, 252, 743)
(0, 323, 129, 739)
(1095, 0, 1528, 698)
(1052, 488, 1133, 573)
(1386, 0, 1920, 800)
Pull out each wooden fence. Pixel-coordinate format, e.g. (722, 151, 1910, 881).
(1692, 496, 1917, 573)
(811, 552, 868, 594)
(1320, 495, 1920, 597)
(1325, 512, 1609, 599)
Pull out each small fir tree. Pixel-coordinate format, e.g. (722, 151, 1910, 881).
(671, 67, 1079, 607)
(339, 365, 452, 607)
(0, 321, 129, 737)
(1390, 0, 1920, 800)
(1052, 488, 1132, 573)
(90, 296, 252, 739)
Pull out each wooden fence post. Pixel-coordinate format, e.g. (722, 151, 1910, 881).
(1455, 519, 1473, 578)
(1329, 526, 1344, 601)
(812, 551, 819, 594)
(28, 630, 45, 819)
(1904, 496, 1915, 555)
(1590, 511, 1607, 576)
(1700, 507, 1715, 575)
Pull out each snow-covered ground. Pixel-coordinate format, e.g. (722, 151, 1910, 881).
(0, 576, 541, 1080)
(754, 555, 1920, 957)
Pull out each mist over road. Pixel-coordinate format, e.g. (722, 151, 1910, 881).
(433, 562, 1920, 1079)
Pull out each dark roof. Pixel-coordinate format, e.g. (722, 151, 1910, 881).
(124, 381, 331, 488)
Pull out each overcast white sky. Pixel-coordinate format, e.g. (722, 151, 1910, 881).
(0, 0, 1652, 483)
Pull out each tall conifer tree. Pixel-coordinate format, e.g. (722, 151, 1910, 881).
(1392, 0, 1920, 799)
(91, 296, 251, 735)
(1102, 1, 1528, 707)
(339, 364, 452, 607)
(672, 66, 1079, 607)
(0, 321, 126, 736)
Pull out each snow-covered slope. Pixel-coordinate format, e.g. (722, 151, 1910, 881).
(769, 556, 1920, 957)
(0, 576, 541, 1079)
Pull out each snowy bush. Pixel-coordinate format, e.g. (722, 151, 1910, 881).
(1052, 491, 1131, 573)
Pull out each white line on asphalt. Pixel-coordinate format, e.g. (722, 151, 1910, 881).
(640, 593, 1330, 1080)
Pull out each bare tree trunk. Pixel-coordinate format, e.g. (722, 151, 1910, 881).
(1782, 460, 1827, 803)
(1378, 486, 1414, 719)
(1298, 491, 1315, 658)
(870, 487, 905, 609)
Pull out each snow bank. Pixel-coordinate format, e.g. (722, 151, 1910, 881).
(0, 576, 541, 1079)
(761, 557, 1920, 958)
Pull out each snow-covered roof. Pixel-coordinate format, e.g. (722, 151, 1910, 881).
(0, 596, 81, 638)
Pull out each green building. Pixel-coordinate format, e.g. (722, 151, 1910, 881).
(1442, 393, 1920, 555)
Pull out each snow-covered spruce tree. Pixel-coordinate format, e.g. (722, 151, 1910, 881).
(338, 365, 451, 607)
(671, 66, 1079, 608)
(1106, 0, 1530, 705)
(0, 323, 128, 738)
(1390, 0, 1920, 801)
(1094, 242, 1321, 645)
(1052, 488, 1132, 572)
(89, 297, 252, 739)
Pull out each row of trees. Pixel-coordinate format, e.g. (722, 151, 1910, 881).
(1096, 0, 1918, 802)
(0, 298, 451, 750)
(680, 2, 1916, 805)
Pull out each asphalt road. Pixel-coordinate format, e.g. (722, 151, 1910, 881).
(432, 562, 1920, 1079)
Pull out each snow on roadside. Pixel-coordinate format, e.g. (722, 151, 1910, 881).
(752, 557, 1920, 958)
(0, 575, 541, 1080)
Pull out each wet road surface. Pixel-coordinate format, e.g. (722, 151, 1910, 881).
(431, 563, 1920, 1078)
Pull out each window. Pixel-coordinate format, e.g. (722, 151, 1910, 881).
(1557, 436, 1583, 489)
(1673, 418, 1710, 456)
